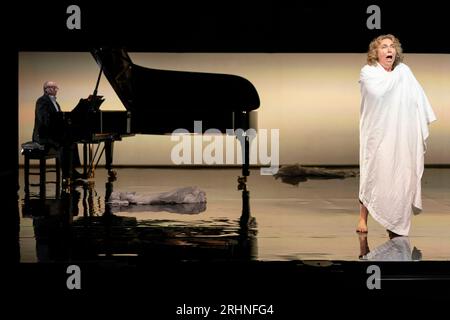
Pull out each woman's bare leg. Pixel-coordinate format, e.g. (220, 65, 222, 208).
(356, 203, 369, 233)
(358, 233, 370, 259)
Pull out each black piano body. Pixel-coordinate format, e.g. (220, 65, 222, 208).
(59, 101, 132, 141)
(55, 48, 260, 180)
(51, 95, 133, 178)
(90, 48, 259, 135)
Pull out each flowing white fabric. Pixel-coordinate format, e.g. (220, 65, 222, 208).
(359, 62, 436, 236)
(107, 186, 207, 206)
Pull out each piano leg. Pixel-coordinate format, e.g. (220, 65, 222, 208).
(243, 135, 250, 177)
(235, 110, 257, 182)
(83, 143, 88, 178)
(238, 135, 253, 228)
(237, 132, 253, 190)
(105, 140, 117, 180)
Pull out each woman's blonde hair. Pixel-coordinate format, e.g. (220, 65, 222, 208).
(367, 34, 403, 68)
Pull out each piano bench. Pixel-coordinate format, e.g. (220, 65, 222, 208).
(21, 141, 61, 198)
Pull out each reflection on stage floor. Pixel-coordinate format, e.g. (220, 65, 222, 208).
(16, 167, 450, 263)
(20, 181, 255, 263)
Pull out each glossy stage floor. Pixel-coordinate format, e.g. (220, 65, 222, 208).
(11, 167, 450, 305)
(18, 167, 450, 262)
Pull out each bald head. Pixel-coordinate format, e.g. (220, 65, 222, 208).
(43, 81, 59, 96)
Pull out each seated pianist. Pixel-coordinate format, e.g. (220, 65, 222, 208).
(32, 81, 83, 182)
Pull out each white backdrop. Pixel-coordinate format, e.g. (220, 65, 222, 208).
(19, 52, 450, 165)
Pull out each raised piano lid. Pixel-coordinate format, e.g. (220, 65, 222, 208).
(90, 48, 260, 114)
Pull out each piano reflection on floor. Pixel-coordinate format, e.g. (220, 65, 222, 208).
(22, 179, 257, 263)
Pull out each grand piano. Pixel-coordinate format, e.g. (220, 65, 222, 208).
(57, 48, 260, 184)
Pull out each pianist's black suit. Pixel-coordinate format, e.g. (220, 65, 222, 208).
(32, 94, 81, 178)
(32, 94, 61, 146)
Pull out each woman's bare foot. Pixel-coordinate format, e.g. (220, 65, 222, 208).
(356, 202, 369, 233)
(387, 230, 401, 239)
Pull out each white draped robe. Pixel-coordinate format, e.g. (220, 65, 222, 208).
(359, 62, 436, 235)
